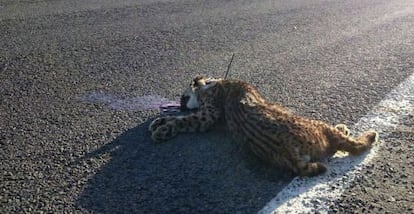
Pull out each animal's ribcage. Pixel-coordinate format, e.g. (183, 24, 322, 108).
(224, 98, 287, 162)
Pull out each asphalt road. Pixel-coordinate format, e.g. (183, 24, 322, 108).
(1, 0, 413, 213)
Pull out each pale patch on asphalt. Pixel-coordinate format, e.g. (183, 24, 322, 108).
(82, 92, 178, 111)
(259, 73, 414, 214)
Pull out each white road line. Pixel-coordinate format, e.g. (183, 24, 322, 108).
(259, 73, 414, 214)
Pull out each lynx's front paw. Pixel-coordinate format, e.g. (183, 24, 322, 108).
(151, 123, 178, 143)
(149, 117, 172, 132)
(149, 117, 178, 143)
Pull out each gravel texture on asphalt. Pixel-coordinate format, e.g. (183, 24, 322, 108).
(1, 0, 413, 213)
(330, 115, 414, 213)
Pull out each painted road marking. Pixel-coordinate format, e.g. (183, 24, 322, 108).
(259, 73, 414, 213)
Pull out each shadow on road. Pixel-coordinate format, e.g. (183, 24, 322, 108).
(76, 118, 293, 213)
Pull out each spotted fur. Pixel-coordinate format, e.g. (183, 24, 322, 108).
(149, 76, 378, 176)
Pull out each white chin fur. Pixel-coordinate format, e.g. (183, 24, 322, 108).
(186, 95, 199, 109)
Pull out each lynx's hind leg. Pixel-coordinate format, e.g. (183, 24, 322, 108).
(338, 131, 379, 155)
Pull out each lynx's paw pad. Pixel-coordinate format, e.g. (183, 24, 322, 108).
(335, 124, 351, 136)
(300, 162, 327, 177)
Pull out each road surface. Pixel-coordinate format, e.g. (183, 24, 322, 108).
(1, 0, 413, 213)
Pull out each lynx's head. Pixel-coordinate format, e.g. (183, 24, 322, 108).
(180, 76, 223, 111)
